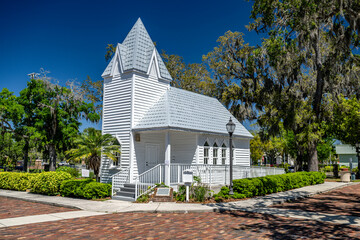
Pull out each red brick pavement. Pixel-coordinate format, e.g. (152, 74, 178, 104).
(273, 183, 360, 217)
(0, 196, 75, 219)
(1, 211, 360, 239)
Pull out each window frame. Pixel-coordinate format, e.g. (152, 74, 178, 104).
(213, 142, 218, 165)
(204, 141, 210, 164)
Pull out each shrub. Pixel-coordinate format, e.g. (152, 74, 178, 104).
(173, 177, 211, 202)
(278, 163, 290, 173)
(82, 182, 112, 199)
(30, 172, 73, 195)
(60, 179, 93, 198)
(174, 185, 186, 201)
(0, 171, 73, 196)
(216, 171, 326, 202)
(0, 172, 37, 191)
(60, 179, 111, 199)
(324, 166, 333, 172)
(56, 166, 79, 177)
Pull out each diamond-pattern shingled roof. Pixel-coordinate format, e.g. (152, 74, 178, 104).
(133, 87, 253, 138)
(102, 18, 172, 80)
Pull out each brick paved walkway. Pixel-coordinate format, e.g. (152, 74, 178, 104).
(272, 183, 360, 217)
(1, 183, 360, 239)
(0, 196, 75, 219)
(1, 211, 360, 239)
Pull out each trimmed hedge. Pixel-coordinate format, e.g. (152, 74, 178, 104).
(60, 179, 111, 199)
(215, 172, 326, 202)
(30, 172, 73, 195)
(0, 172, 37, 191)
(0, 171, 72, 195)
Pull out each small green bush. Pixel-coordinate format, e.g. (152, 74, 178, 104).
(278, 163, 290, 173)
(60, 179, 93, 198)
(174, 185, 186, 201)
(324, 166, 333, 172)
(82, 182, 112, 199)
(60, 179, 111, 199)
(31, 172, 73, 195)
(216, 171, 326, 202)
(56, 166, 79, 177)
(173, 177, 211, 202)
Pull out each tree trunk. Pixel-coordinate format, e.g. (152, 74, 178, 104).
(23, 140, 29, 172)
(308, 142, 319, 172)
(49, 144, 57, 171)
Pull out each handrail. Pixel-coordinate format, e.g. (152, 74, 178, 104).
(111, 166, 130, 197)
(134, 164, 163, 200)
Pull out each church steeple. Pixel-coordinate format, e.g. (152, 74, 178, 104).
(102, 18, 172, 81)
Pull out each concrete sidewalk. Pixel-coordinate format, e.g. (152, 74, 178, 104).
(0, 181, 351, 213)
(1, 181, 359, 227)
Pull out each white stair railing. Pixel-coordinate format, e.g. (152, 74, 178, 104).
(111, 167, 130, 197)
(134, 164, 164, 200)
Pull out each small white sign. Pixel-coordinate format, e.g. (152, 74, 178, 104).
(82, 169, 90, 178)
(183, 170, 193, 184)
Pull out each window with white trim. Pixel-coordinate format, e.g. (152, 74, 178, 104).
(113, 152, 120, 167)
(204, 141, 209, 164)
(213, 142, 218, 165)
(221, 143, 227, 165)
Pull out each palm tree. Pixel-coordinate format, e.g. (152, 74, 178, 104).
(66, 128, 120, 181)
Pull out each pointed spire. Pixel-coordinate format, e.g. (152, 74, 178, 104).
(102, 18, 172, 80)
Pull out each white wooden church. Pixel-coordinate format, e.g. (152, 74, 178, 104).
(99, 18, 281, 201)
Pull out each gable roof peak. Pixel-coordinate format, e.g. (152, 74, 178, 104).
(102, 18, 172, 80)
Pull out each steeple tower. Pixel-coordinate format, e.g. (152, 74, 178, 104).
(102, 18, 172, 81)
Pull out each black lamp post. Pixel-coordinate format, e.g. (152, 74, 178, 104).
(356, 143, 360, 179)
(226, 117, 236, 195)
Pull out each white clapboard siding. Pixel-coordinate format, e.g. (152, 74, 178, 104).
(171, 131, 197, 165)
(100, 74, 132, 183)
(234, 139, 250, 166)
(133, 131, 166, 176)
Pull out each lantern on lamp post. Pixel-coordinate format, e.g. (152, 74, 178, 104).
(226, 117, 236, 195)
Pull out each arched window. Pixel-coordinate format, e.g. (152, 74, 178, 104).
(213, 142, 218, 165)
(204, 141, 209, 164)
(221, 143, 227, 165)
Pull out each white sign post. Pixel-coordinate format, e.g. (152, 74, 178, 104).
(183, 170, 193, 203)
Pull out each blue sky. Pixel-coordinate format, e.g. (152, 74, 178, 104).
(0, 0, 261, 130)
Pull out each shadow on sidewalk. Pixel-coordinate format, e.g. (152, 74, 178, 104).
(217, 210, 360, 240)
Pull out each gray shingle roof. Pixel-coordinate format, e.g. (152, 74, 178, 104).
(102, 18, 172, 80)
(133, 87, 253, 138)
